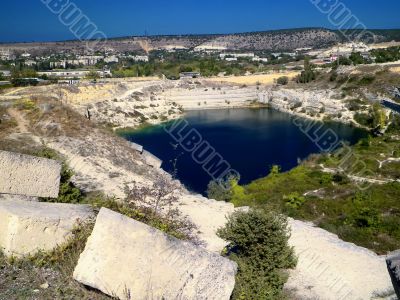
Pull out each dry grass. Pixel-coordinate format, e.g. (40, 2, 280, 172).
(206, 72, 300, 85)
(389, 66, 400, 73)
(0, 223, 112, 300)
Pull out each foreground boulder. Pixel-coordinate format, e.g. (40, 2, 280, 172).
(0, 197, 93, 257)
(386, 251, 400, 299)
(74, 208, 237, 300)
(0, 150, 61, 198)
(285, 219, 394, 300)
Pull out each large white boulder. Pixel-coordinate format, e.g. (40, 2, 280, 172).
(285, 219, 394, 300)
(74, 208, 237, 300)
(0, 197, 93, 257)
(0, 150, 61, 198)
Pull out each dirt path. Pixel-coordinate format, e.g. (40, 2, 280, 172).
(7, 108, 29, 133)
(319, 164, 398, 185)
(3, 87, 27, 96)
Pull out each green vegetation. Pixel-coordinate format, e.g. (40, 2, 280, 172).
(85, 70, 100, 81)
(276, 76, 289, 85)
(354, 103, 387, 129)
(296, 57, 316, 83)
(222, 126, 400, 254)
(0, 223, 111, 299)
(36, 148, 84, 204)
(371, 46, 400, 63)
(207, 179, 234, 202)
(218, 209, 296, 300)
(13, 98, 37, 111)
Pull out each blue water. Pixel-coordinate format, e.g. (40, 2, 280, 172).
(120, 108, 367, 195)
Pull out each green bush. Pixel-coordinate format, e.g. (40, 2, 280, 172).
(277, 76, 289, 85)
(296, 57, 316, 84)
(283, 192, 306, 209)
(36, 148, 83, 204)
(207, 179, 233, 202)
(319, 173, 333, 185)
(218, 210, 296, 300)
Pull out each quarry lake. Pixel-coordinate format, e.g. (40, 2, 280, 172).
(120, 108, 367, 195)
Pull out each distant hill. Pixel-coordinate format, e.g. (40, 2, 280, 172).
(2, 28, 400, 54)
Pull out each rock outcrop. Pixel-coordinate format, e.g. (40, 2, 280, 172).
(74, 208, 237, 300)
(0, 197, 93, 257)
(0, 150, 61, 198)
(285, 219, 394, 300)
(386, 251, 400, 299)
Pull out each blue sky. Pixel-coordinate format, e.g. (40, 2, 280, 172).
(0, 0, 399, 42)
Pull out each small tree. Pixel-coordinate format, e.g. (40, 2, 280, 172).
(218, 210, 296, 299)
(297, 56, 316, 83)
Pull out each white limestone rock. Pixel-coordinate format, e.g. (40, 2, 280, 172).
(285, 218, 394, 300)
(0, 150, 61, 198)
(178, 193, 236, 253)
(74, 208, 237, 300)
(0, 197, 93, 257)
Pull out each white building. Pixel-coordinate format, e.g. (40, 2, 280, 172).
(24, 60, 37, 66)
(50, 61, 67, 69)
(0, 70, 11, 77)
(104, 55, 119, 63)
(194, 44, 227, 52)
(123, 55, 149, 62)
(220, 53, 255, 60)
(252, 56, 269, 63)
(38, 69, 111, 79)
(0, 50, 15, 61)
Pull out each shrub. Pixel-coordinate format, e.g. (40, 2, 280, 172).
(207, 179, 233, 202)
(218, 210, 296, 299)
(36, 148, 84, 204)
(270, 165, 282, 176)
(277, 76, 289, 85)
(329, 72, 338, 82)
(14, 98, 36, 110)
(358, 75, 375, 85)
(319, 173, 333, 185)
(354, 112, 374, 127)
(283, 192, 306, 209)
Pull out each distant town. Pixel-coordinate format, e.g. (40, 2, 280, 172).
(0, 28, 400, 88)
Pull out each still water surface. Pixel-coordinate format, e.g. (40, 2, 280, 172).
(120, 108, 367, 194)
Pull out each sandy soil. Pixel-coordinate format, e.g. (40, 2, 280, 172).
(370, 41, 400, 49)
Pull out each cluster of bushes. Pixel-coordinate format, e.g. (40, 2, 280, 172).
(354, 103, 387, 129)
(371, 46, 400, 63)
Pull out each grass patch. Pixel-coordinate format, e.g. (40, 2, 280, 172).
(231, 128, 400, 254)
(0, 223, 111, 300)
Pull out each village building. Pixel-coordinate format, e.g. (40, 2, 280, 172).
(38, 69, 111, 79)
